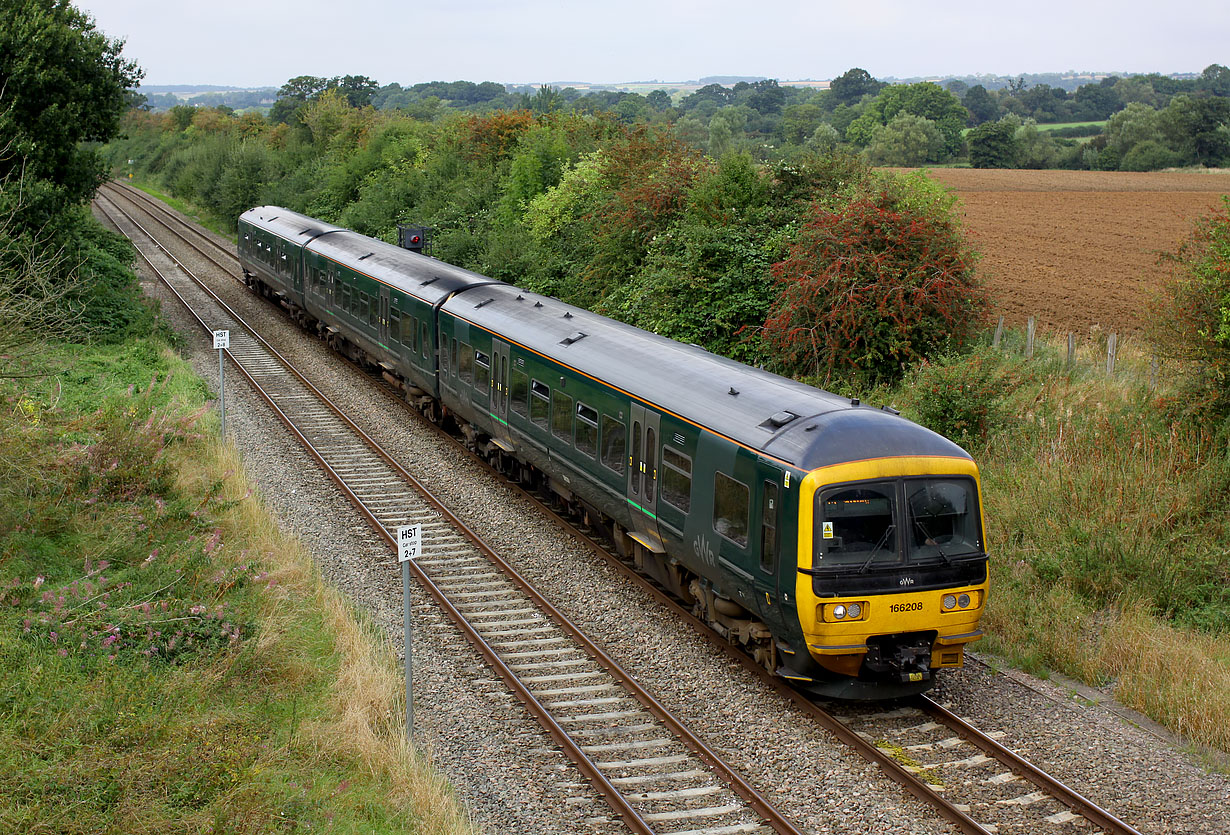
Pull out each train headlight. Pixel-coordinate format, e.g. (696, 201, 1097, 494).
(943, 594, 957, 610)
(958, 593, 971, 609)
(847, 602, 862, 619)
(833, 605, 846, 620)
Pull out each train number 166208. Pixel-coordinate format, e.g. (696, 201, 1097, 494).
(889, 601, 923, 613)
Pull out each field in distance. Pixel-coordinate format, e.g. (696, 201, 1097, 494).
(925, 168, 1230, 337)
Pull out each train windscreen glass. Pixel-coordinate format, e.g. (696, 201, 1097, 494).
(814, 478, 981, 570)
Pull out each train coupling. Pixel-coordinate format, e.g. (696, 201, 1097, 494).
(863, 633, 934, 684)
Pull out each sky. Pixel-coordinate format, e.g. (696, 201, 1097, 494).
(76, 0, 1229, 89)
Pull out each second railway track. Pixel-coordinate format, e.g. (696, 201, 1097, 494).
(98, 181, 1186, 835)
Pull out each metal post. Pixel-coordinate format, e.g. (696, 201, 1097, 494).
(402, 560, 413, 736)
(218, 346, 226, 435)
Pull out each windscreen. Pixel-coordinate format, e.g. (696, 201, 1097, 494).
(814, 477, 981, 572)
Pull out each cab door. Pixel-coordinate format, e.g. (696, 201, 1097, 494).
(626, 403, 664, 552)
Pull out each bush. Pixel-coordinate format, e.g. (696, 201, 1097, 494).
(1147, 197, 1230, 418)
(1119, 140, 1185, 171)
(897, 347, 1018, 446)
(760, 173, 987, 387)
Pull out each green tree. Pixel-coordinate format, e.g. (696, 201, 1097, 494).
(846, 82, 969, 158)
(0, 0, 143, 228)
(1104, 102, 1164, 156)
(1161, 95, 1230, 167)
(962, 84, 999, 125)
(968, 120, 1018, 168)
(865, 114, 944, 166)
(829, 68, 883, 106)
(1013, 121, 1060, 169)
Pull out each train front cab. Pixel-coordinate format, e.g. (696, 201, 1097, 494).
(791, 455, 988, 700)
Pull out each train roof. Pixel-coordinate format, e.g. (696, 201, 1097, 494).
(240, 206, 501, 305)
(442, 284, 969, 471)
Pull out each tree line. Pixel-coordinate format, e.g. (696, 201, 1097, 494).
(143, 64, 1230, 172)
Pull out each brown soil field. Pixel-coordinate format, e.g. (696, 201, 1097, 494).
(921, 169, 1230, 337)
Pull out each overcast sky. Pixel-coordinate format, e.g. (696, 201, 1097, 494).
(77, 0, 1228, 89)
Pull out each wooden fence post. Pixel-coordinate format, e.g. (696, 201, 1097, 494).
(1067, 333, 1075, 367)
(992, 316, 1004, 349)
(1106, 333, 1118, 376)
(1026, 317, 1036, 359)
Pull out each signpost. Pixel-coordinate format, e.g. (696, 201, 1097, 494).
(213, 330, 229, 435)
(396, 524, 422, 737)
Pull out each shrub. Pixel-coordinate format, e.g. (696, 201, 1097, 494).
(1119, 140, 1185, 172)
(897, 347, 1017, 446)
(760, 174, 987, 387)
(1147, 197, 1230, 418)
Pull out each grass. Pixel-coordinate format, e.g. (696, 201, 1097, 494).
(893, 331, 1230, 762)
(0, 339, 477, 834)
(1033, 120, 1107, 132)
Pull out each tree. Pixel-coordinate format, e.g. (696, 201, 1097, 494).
(962, 85, 999, 125)
(846, 83, 969, 159)
(761, 176, 986, 386)
(331, 75, 379, 108)
(1161, 95, 1230, 167)
(968, 121, 1018, 168)
(829, 68, 883, 106)
(865, 114, 944, 166)
(646, 89, 673, 111)
(0, 0, 143, 228)
(1200, 64, 1230, 97)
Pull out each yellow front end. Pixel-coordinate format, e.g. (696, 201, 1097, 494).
(795, 456, 989, 682)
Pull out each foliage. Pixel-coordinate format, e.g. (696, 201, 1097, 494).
(865, 113, 945, 166)
(1147, 197, 1230, 418)
(846, 82, 969, 159)
(761, 174, 986, 386)
(896, 345, 1021, 446)
(0, 341, 477, 834)
(0, 0, 142, 229)
(968, 120, 1018, 168)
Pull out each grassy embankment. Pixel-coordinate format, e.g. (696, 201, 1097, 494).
(893, 331, 1230, 766)
(0, 339, 477, 834)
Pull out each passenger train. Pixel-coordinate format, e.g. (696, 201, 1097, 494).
(238, 206, 988, 699)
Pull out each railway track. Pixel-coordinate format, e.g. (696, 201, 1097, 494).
(96, 185, 802, 835)
(100, 182, 1147, 835)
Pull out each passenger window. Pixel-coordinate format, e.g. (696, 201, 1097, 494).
(367, 294, 377, 327)
(575, 403, 598, 457)
(511, 370, 529, 417)
(661, 448, 692, 512)
(459, 343, 473, 383)
(713, 472, 749, 548)
(600, 416, 625, 474)
(552, 391, 574, 442)
(761, 481, 779, 571)
(340, 284, 351, 314)
(530, 380, 550, 427)
(474, 351, 490, 392)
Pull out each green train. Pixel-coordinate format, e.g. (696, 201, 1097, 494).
(239, 206, 988, 699)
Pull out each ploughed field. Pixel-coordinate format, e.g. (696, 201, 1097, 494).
(924, 168, 1230, 337)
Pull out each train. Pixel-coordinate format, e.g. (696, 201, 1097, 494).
(237, 206, 989, 700)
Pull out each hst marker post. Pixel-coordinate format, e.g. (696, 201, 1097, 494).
(397, 524, 422, 737)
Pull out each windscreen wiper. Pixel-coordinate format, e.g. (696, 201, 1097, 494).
(858, 524, 896, 574)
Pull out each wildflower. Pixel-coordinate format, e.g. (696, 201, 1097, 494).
(33, 576, 44, 589)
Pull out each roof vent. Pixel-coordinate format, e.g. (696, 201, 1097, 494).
(358, 252, 374, 260)
(516, 294, 524, 301)
(560, 331, 587, 346)
(728, 387, 739, 396)
(420, 276, 439, 286)
(850, 397, 860, 407)
(474, 298, 494, 309)
(534, 301, 543, 308)
(763, 411, 798, 429)
(563, 311, 573, 319)
(880, 405, 900, 415)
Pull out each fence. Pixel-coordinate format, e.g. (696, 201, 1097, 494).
(990, 315, 1160, 387)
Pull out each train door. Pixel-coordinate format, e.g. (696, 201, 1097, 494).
(489, 339, 513, 450)
(291, 244, 303, 297)
(753, 462, 790, 634)
(378, 291, 389, 347)
(626, 403, 664, 552)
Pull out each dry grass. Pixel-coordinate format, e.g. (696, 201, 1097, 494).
(178, 439, 478, 833)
